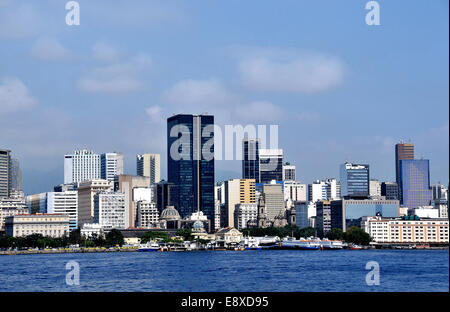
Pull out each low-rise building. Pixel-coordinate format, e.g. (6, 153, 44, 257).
(362, 216, 449, 244)
(215, 227, 243, 244)
(5, 213, 70, 237)
(80, 223, 104, 238)
(0, 197, 28, 230)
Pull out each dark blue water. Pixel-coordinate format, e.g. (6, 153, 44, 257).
(0, 250, 448, 292)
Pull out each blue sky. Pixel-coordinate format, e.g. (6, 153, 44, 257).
(0, 0, 448, 195)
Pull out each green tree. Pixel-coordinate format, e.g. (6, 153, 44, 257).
(141, 231, 169, 243)
(326, 228, 345, 241)
(176, 229, 193, 241)
(105, 229, 124, 247)
(344, 226, 372, 246)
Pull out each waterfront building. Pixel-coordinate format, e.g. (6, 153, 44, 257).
(381, 182, 398, 200)
(5, 213, 69, 238)
(0, 196, 28, 230)
(315, 200, 332, 235)
(101, 152, 124, 183)
(408, 206, 440, 219)
(395, 142, 414, 200)
(282, 162, 296, 181)
(155, 180, 178, 213)
(259, 149, 283, 183)
(94, 191, 126, 230)
(80, 223, 104, 238)
(242, 138, 260, 183)
(221, 179, 256, 228)
(295, 201, 309, 229)
(432, 199, 448, 219)
(362, 216, 449, 244)
(64, 149, 101, 184)
(369, 179, 381, 198)
(0, 149, 10, 198)
(114, 175, 150, 228)
(136, 201, 159, 228)
(399, 159, 432, 208)
(262, 182, 285, 222)
(77, 179, 113, 227)
(234, 203, 258, 230)
(215, 227, 243, 244)
(284, 180, 307, 208)
(330, 198, 400, 231)
(136, 153, 161, 185)
(340, 162, 370, 198)
(167, 114, 215, 230)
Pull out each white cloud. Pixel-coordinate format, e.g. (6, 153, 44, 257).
(237, 50, 344, 93)
(146, 106, 164, 124)
(161, 78, 234, 108)
(237, 101, 284, 123)
(78, 42, 152, 94)
(30, 37, 72, 61)
(0, 78, 38, 114)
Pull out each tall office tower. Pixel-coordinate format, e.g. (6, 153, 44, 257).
(282, 162, 296, 181)
(77, 179, 113, 227)
(136, 153, 161, 185)
(259, 149, 283, 183)
(399, 159, 432, 208)
(221, 179, 256, 228)
(395, 142, 414, 200)
(167, 114, 215, 229)
(101, 152, 124, 182)
(0, 149, 10, 198)
(242, 138, 260, 183)
(155, 180, 178, 212)
(369, 179, 381, 198)
(308, 179, 340, 203)
(381, 182, 399, 200)
(64, 149, 101, 184)
(340, 162, 370, 198)
(283, 180, 307, 206)
(9, 158, 22, 192)
(262, 182, 285, 222)
(114, 175, 151, 228)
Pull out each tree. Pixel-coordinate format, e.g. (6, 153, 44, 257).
(344, 226, 372, 246)
(105, 229, 124, 247)
(176, 229, 193, 241)
(141, 231, 169, 243)
(326, 228, 345, 241)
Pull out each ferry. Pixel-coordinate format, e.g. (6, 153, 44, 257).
(281, 237, 321, 250)
(349, 244, 363, 250)
(137, 242, 160, 252)
(317, 239, 345, 250)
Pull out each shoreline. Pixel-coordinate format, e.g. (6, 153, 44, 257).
(1, 246, 448, 256)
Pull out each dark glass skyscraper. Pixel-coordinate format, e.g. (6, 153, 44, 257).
(395, 142, 414, 200)
(242, 139, 260, 183)
(399, 159, 432, 208)
(167, 114, 215, 229)
(340, 162, 370, 198)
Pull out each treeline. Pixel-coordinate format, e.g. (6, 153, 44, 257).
(241, 225, 372, 246)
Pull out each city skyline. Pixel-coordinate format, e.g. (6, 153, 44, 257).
(0, 1, 448, 195)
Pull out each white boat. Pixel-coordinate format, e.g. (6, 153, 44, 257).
(138, 242, 160, 252)
(281, 237, 321, 250)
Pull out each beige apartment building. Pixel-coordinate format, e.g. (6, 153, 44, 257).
(136, 154, 160, 185)
(77, 179, 113, 226)
(222, 179, 256, 228)
(362, 216, 449, 244)
(5, 213, 70, 237)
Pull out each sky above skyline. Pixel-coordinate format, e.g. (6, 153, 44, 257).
(0, 0, 448, 195)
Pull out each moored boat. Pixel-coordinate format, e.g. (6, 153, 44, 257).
(138, 242, 160, 252)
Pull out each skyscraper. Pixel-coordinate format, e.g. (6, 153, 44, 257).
(395, 142, 414, 200)
(259, 149, 283, 183)
(399, 159, 432, 208)
(340, 162, 370, 198)
(282, 162, 296, 181)
(242, 138, 260, 183)
(101, 152, 124, 182)
(0, 149, 10, 198)
(136, 154, 161, 185)
(167, 114, 215, 229)
(9, 158, 22, 192)
(64, 149, 101, 184)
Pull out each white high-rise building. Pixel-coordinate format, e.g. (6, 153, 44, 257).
(369, 179, 382, 198)
(101, 153, 124, 182)
(64, 150, 101, 184)
(308, 179, 340, 203)
(47, 191, 78, 231)
(136, 154, 161, 185)
(234, 203, 258, 230)
(283, 180, 307, 206)
(94, 191, 126, 230)
(282, 163, 296, 181)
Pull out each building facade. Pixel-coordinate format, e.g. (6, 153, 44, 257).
(395, 142, 414, 201)
(234, 203, 258, 230)
(242, 138, 260, 183)
(136, 201, 159, 228)
(340, 162, 370, 198)
(167, 114, 215, 230)
(136, 154, 161, 185)
(0, 196, 28, 230)
(0, 149, 10, 198)
(77, 179, 113, 227)
(399, 159, 432, 209)
(259, 149, 283, 183)
(282, 162, 296, 181)
(5, 214, 70, 238)
(221, 179, 256, 228)
(64, 149, 101, 184)
(94, 192, 126, 230)
(381, 182, 399, 200)
(101, 152, 124, 182)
